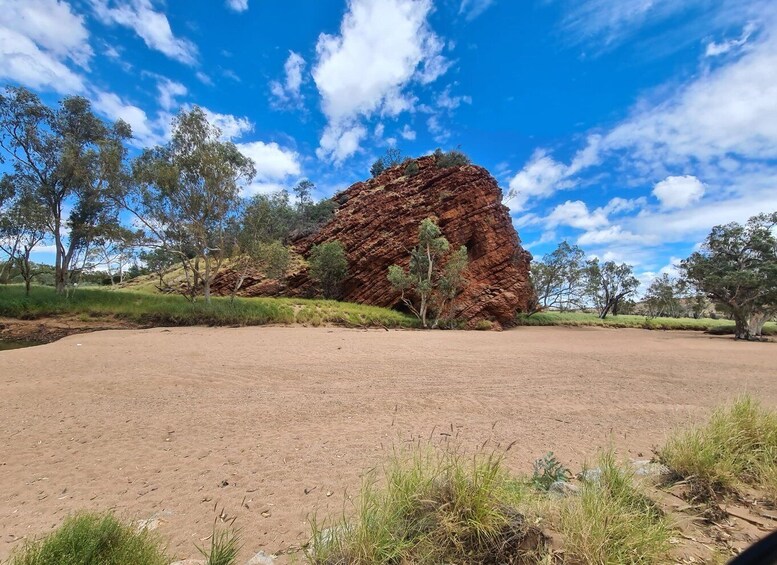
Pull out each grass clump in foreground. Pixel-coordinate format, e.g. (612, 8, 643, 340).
(196, 523, 241, 565)
(554, 451, 673, 565)
(306, 447, 546, 564)
(0, 285, 416, 329)
(7, 512, 168, 565)
(658, 395, 777, 501)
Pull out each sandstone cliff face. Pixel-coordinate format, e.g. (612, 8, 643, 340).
(215, 155, 534, 327)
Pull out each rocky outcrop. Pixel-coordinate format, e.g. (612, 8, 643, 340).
(214, 155, 534, 327)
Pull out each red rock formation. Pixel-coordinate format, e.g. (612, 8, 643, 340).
(214, 155, 534, 327)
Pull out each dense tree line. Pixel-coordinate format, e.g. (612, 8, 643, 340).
(0, 86, 339, 300)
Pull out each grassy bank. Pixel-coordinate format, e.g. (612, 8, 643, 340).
(0, 285, 417, 329)
(516, 310, 777, 335)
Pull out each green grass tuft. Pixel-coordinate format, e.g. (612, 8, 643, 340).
(7, 512, 168, 565)
(658, 395, 777, 501)
(306, 446, 545, 564)
(196, 524, 241, 565)
(556, 451, 673, 565)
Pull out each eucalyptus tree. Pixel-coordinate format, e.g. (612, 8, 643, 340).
(0, 86, 130, 293)
(530, 241, 587, 312)
(585, 259, 640, 319)
(124, 107, 255, 302)
(388, 218, 469, 328)
(681, 212, 777, 340)
(0, 189, 48, 294)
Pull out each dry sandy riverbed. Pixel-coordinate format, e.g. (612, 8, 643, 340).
(1, 326, 776, 561)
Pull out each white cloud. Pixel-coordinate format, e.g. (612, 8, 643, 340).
(225, 0, 248, 12)
(316, 123, 368, 163)
(459, 0, 496, 21)
(91, 0, 197, 65)
(652, 175, 705, 209)
(604, 27, 777, 165)
(436, 85, 472, 110)
(157, 78, 187, 111)
(546, 200, 609, 230)
(237, 141, 302, 196)
(577, 225, 645, 246)
(400, 124, 416, 140)
(0, 0, 91, 93)
(200, 108, 254, 140)
(1, 0, 92, 66)
(92, 90, 169, 146)
(506, 135, 602, 212)
(312, 0, 450, 163)
(270, 51, 306, 108)
(705, 22, 757, 56)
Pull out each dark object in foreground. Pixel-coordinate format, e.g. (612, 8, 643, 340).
(730, 530, 777, 564)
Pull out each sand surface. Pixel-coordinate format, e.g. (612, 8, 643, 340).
(1, 326, 776, 561)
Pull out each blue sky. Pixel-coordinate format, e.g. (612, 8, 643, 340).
(2, 0, 777, 285)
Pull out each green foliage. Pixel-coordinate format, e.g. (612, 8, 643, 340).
(558, 451, 672, 565)
(308, 240, 348, 299)
(7, 512, 168, 565)
(240, 186, 335, 245)
(126, 106, 256, 303)
(681, 211, 777, 340)
(0, 86, 131, 293)
(433, 148, 471, 168)
(404, 160, 419, 177)
(196, 524, 240, 565)
(531, 452, 571, 491)
(659, 395, 777, 501)
(370, 158, 386, 177)
(530, 241, 587, 313)
(585, 259, 640, 319)
(643, 274, 687, 318)
(475, 319, 494, 330)
(388, 218, 469, 328)
(306, 446, 544, 565)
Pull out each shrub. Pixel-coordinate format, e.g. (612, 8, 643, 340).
(306, 446, 546, 564)
(308, 241, 348, 299)
(370, 158, 386, 177)
(558, 451, 672, 564)
(7, 512, 168, 565)
(475, 319, 494, 331)
(433, 148, 471, 168)
(658, 395, 777, 501)
(404, 160, 419, 177)
(531, 452, 571, 491)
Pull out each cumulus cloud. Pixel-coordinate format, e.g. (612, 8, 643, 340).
(400, 124, 416, 140)
(652, 175, 705, 209)
(312, 0, 450, 163)
(546, 200, 609, 230)
(225, 0, 248, 12)
(237, 141, 302, 196)
(0, 0, 91, 93)
(91, 0, 198, 65)
(270, 51, 306, 108)
(200, 108, 254, 140)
